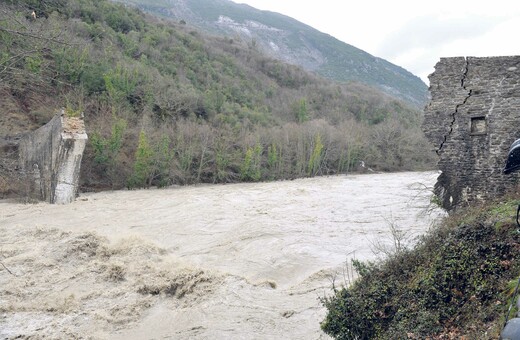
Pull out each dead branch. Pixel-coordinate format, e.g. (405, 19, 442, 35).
(0, 27, 72, 45)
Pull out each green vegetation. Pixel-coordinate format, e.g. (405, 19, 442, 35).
(308, 133, 323, 176)
(0, 0, 434, 194)
(119, 0, 429, 107)
(128, 131, 154, 188)
(321, 199, 520, 339)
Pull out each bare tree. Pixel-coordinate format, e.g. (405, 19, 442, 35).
(0, 2, 75, 94)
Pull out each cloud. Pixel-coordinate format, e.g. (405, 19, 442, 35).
(377, 15, 503, 59)
(231, 0, 519, 84)
(378, 14, 513, 83)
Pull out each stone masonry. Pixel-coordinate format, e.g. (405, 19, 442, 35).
(423, 56, 520, 211)
(18, 110, 88, 204)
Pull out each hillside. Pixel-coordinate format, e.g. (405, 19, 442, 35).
(0, 0, 434, 196)
(321, 198, 520, 339)
(116, 0, 429, 107)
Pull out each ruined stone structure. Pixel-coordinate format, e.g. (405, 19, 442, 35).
(423, 56, 520, 210)
(18, 110, 88, 204)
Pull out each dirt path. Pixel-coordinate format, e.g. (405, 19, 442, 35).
(0, 171, 443, 339)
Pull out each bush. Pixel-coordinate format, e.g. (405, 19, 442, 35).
(321, 202, 520, 339)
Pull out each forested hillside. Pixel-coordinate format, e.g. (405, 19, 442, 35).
(117, 0, 429, 107)
(0, 0, 434, 194)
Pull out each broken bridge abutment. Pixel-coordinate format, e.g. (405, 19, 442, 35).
(18, 110, 88, 204)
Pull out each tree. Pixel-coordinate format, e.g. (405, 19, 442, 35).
(0, 2, 72, 91)
(308, 133, 324, 176)
(294, 98, 309, 123)
(89, 118, 127, 187)
(128, 131, 154, 188)
(152, 135, 173, 188)
(240, 143, 262, 181)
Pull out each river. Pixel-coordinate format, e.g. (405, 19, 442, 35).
(0, 171, 443, 339)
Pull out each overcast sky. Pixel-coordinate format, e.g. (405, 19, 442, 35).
(230, 0, 520, 84)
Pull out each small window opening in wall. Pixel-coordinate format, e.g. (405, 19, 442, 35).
(470, 116, 487, 135)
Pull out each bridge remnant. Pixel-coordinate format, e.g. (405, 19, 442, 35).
(18, 110, 87, 204)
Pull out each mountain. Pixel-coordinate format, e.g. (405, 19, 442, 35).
(116, 0, 429, 107)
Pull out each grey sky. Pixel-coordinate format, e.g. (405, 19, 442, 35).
(378, 16, 503, 58)
(230, 0, 520, 84)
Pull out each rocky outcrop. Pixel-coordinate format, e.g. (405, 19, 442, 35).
(423, 56, 520, 211)
(18, 110, 87, 204)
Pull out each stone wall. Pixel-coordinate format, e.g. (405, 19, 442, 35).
(423, 56, 520, 210)
(18, 110, 87, 204)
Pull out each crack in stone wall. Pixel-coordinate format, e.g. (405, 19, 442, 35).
(437, 58, 473, 154)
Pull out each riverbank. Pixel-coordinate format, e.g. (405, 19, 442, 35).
(322, 196, 520, 339)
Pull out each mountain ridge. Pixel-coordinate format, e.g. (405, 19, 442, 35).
(117, 0, 429, 107)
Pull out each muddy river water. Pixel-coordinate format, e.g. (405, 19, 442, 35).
(0, 171, 444, 339)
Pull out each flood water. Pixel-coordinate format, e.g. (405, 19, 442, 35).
(0, 171, 443, 339)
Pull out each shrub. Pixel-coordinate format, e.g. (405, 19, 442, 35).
(321, 202, 520, 339)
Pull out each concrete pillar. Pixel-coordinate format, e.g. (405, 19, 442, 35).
(18, 110, 88, 204)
